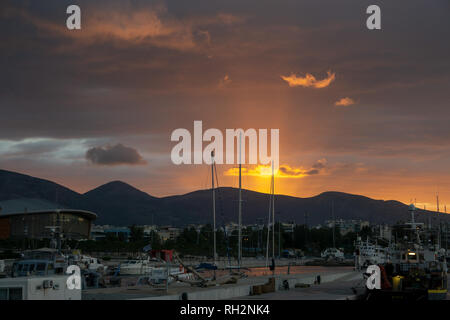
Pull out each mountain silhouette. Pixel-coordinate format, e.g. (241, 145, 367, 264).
(0, 169, 445, 226)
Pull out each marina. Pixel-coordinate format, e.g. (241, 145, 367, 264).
(1, 1, 449, 308)
(0, 163, 448, 301)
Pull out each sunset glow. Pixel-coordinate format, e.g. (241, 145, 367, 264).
(225, 164, 311, 179)
(1, 1, 449, 213)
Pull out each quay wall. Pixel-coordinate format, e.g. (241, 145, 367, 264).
(135, 271, 356, 300)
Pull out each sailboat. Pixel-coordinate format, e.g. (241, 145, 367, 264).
(321, 200, 345, 261)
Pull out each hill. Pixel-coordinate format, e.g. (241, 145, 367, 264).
(0, 169, 445, 226)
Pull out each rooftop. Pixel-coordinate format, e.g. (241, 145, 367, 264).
(0, 198, 97, 220)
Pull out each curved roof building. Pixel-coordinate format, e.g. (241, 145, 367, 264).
(0, 199, 97, 240)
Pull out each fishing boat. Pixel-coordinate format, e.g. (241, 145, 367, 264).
(355, 238, 388, 269)
(358, 204, 448, 301)
(11, 248, 68, 277)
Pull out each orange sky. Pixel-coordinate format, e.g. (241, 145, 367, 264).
(1, 1, 450, 212)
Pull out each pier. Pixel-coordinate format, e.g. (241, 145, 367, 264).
(82, 266, 361, 300)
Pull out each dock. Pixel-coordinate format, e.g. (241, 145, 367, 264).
(82, 266, 362, 300)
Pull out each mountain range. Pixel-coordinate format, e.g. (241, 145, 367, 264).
(0, 169, 446, 227)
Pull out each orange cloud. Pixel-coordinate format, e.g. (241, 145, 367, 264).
(5, 5, 242, 52)
(225, 160, 327, 179)
(335, 97, 355, 106)
(281, 71, 335, 88)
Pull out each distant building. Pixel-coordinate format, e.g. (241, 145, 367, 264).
(186, 224, 204, 231)
(142, 225, 157, 239)
(376, 224, 392, 241)
(0, 198, 96, 240)
(325, 219, 370, 235)
(247, 224, 264, 231)
(103, 227, 131, 241)
(157, 226, 181, 241)
(90, 225, 110, 241)
(91, 228, 105, 241)
(280, 222, 295, 233)
(225, 222, 239, 233)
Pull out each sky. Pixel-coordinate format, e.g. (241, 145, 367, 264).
(1, 0, 450, 210)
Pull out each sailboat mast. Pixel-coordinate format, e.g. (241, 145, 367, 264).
(272, 161, 275, 259)
(265, 160, 276, 266)
(238, 133, 242, 268)
(265, 173, 271, 267)
(211, 151, 217, 266)
(332, 200, 336, 248)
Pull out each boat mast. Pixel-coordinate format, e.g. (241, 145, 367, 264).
(332, 200, 336, 248)
(265, 160, 276, 266)
(437, 193, 440, 213)
(238, 133, 242, 268)
(272, 161, 275, 259)
(211, 151, 217, 266)
(265, 180, 271, 267)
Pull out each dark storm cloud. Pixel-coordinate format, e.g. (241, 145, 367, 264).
(85, 144, 147, 166)
(277, 166, 320, 177)
(279, 159, 327, 177)
(278, 166, 303, 177)
(1, 0, 450, 188)
(0, 0, 247, 140)
(1, 0, 450, 205)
